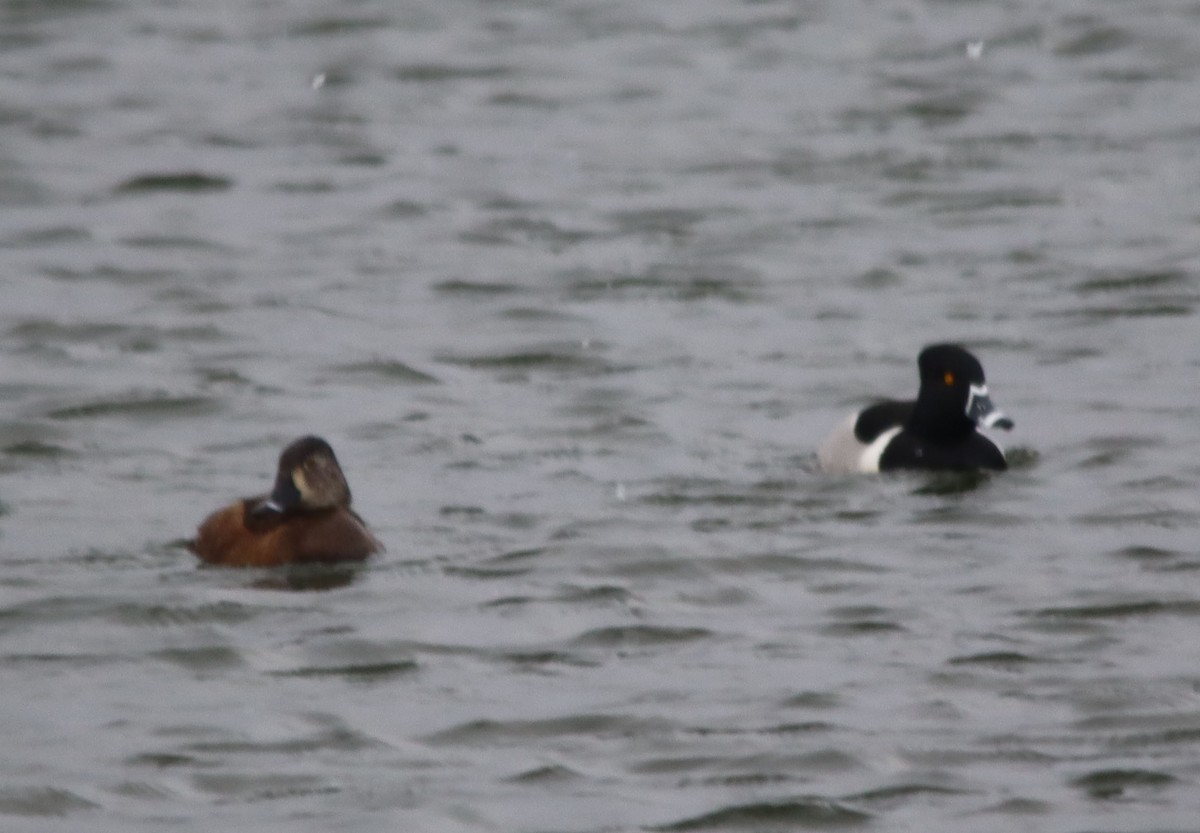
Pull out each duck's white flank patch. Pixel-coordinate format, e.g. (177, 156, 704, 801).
(858, 426, 902, 473)
(817, 412, 861, 474)
(819, 413, 902, 475)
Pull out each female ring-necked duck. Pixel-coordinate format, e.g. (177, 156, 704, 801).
(190, 435, 382, 567)
(818, 344, 1014, 474)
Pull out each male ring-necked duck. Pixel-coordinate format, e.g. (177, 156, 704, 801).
(817, 344, 1014, 474)
(190, 435, 382, 566)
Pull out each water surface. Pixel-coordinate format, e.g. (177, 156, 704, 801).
(3, 0, 1200, 830)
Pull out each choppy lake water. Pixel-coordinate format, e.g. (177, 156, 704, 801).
(3, 0, 1200, 830)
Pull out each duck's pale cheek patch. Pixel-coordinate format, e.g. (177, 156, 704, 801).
(293, 470, 314, 503)
(859, 426, 901, 473)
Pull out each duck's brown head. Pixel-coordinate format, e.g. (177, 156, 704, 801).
(253, 436, 352, 517)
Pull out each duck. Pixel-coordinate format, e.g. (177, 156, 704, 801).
(817, 344, 1014, 474)
(190, 435, 382, 566)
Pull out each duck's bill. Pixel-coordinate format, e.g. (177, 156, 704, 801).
(982, 411, 1014, 430)
(966, 384, 1014, 431)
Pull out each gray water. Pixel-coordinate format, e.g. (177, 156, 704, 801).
(3, 0, 1200, 830)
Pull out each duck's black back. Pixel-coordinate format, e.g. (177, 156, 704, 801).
(854, 400, 913, 444)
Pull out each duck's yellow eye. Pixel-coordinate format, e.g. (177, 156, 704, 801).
(943, 372, 955, 386)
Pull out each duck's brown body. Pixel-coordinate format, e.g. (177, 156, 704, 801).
(191, 497, 381, 567)
(189, 436, 382, 568)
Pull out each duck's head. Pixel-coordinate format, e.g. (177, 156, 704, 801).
(253, 435, 352, 517)
(917, 344, 1014, 433)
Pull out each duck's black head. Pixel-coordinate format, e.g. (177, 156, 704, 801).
(913, 344, 1013, 437)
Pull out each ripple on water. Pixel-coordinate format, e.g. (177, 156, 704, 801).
(1075, 268, 1189, 293)
(288, 14, 391, 36)
(1, 225, 90, 247)
(884, 186, 1062, 216)
(270, 659, 419, 681)
(819, 605, 906, 637)
(40, 264, 179, 285)
(1071, 434, 1158, 469)
(780, 690, 843, 710)
(496, 649, 596, 670)
(972, 797, 1056, 819)
(945, 651, 1041, 669)
(891, 92, 984, 130)
(0, 595, 256, 630)
(265, 637, 419, 682)
(505, 763, 583, 784)
(486, 90, 562, 110)
(1049, 303, 1192, 321)
(1069, 768, 1176, 800)
(1053, 24, 1134, 57)
(608, 207, 708, 239)
(560, 263, 761, 303)
(108, 600, 262, 627)
(0, 786, 100, 817)
(641, 478, 789, 509)
(1028, 598, 1200, 621)
(125, 751, 198, 769)
(184, 716, 384, 757)
(1110, 544, 1180, 562)
(570, 624, 714, 649)
(151, 645, 244, 674)
(706, 552, 887, 578)
(9, 320, 222, 357)
(46, 392, 219, 421)
(378, 198, 429, 218)
(117, 234, 236, 253)
(846, 782, 970, 809)
(3, 439, 75, 460)
(651, 797, 871, 831)
(393, 63, 510, 82)
(432, 278, 528, 296)
(483, 583, 631, 609)
(323, 359, 440, 385)
(190, 773, 340, 802)
(435, 342, 626, 378)
(459, 217, 596, 249)
(424, 714, 676, 746)
(113, 172, 233, 193)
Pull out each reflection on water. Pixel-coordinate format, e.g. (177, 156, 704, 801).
(247, 563, 365, 593)
(2, 0, 1200, 830)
